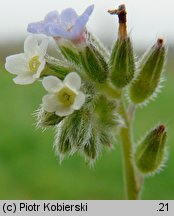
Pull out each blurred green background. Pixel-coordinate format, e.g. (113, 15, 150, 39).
(0, 42, 174, 200)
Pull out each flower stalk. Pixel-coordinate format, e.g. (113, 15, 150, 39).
(118, 94, 140, 199)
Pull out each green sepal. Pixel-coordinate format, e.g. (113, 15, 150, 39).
(94, 95, 119, 129)
(41, 112, 63, 127)
(83, 130, 98, 160)
(87, 32, 110, 61)
(135, 125, 167, 175)
(41, 56, 77, 80)
(130, 39, 166, 104)
(94, 95, 122, 147)
(54, 95, 120, 163)
(59, 46, 80, 65)
(57, 123, 72, 155)
(54, 108, 92, 157)
(79, 43, 109, 83)
(36, 107, 64, 128)
(110, 37, 135, 88)
(56, 39, 80, 65)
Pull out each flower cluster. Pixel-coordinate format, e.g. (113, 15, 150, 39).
(5, 3, 167, 176)
(5, 5, 94, 113)
(5, 5, 121, 164)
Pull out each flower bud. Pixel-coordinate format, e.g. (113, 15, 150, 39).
(41, 112, 64, 127)
(42, 56, 76, 80)
(135, 125, 167, 175)
(108, 5, 135, 88)
(36, 107, 64, 127)
(79, 43, 109, 83)
(110, 37, 135, 88)
(56, 39, 81, 65)
(130, 39, 166, 104)
(54, 108, 91, 158)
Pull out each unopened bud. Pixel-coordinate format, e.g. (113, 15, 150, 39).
(56, 38, 80, 65)
(110, 37, 135, 88)
(37, 109, 64, 127)
(42, 56, 76, 80)
(130, 39, 166, 104)
(79, 43, 109, 83)
(135, 125, 167, 175)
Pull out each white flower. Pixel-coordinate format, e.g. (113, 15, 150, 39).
(5, 35, 48, 85)
(42, 72, 86, 117)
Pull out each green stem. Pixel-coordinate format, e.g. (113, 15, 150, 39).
(97, 82, 121, 99)
(119, 94, 139, 200)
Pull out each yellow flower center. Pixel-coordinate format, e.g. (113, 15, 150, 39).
(57, 86, 76, 106)
(29, 56, 41, 73)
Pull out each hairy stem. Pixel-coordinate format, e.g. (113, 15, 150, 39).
(118, 94, 140, 199)
(97, 82, 121, 99)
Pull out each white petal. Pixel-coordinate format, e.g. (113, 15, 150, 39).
(55, 105, 74, 117)
(24, 35, 38, 57)
(38, 39, 49, 57)
(42, 94, 58, 112)
(13, 74, 35, 85)
(34, 59, 46, 79)
(63, 72, 81, 91)
(42, 76, 63, 93)
(72, 92, 85, 110)
(5, 54, 28, 75)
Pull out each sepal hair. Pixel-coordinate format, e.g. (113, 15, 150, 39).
(56, 39, 81, 65)
(79, 40, 109, 83)
(87, 32, 110, 61)
(34, 105, 64, 129)
(54, 95, 121, 164)
(43, 55, 78, 80)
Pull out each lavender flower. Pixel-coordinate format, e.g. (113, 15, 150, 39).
(27, 5, 94, 43)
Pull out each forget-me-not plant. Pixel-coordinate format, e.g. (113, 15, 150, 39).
(5, 4, 168, 200)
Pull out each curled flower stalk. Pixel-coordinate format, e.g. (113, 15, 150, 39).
(5, 4, 169, 200)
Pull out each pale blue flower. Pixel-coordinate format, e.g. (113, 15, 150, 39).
(27, 5, 94, 42)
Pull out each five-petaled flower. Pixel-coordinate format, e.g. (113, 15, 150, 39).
(42, 72, 85, 117)
(27, 5, 94, 43)
(5, 35, 48, 85)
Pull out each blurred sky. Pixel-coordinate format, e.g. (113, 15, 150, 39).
(0, 0, 173, 47)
